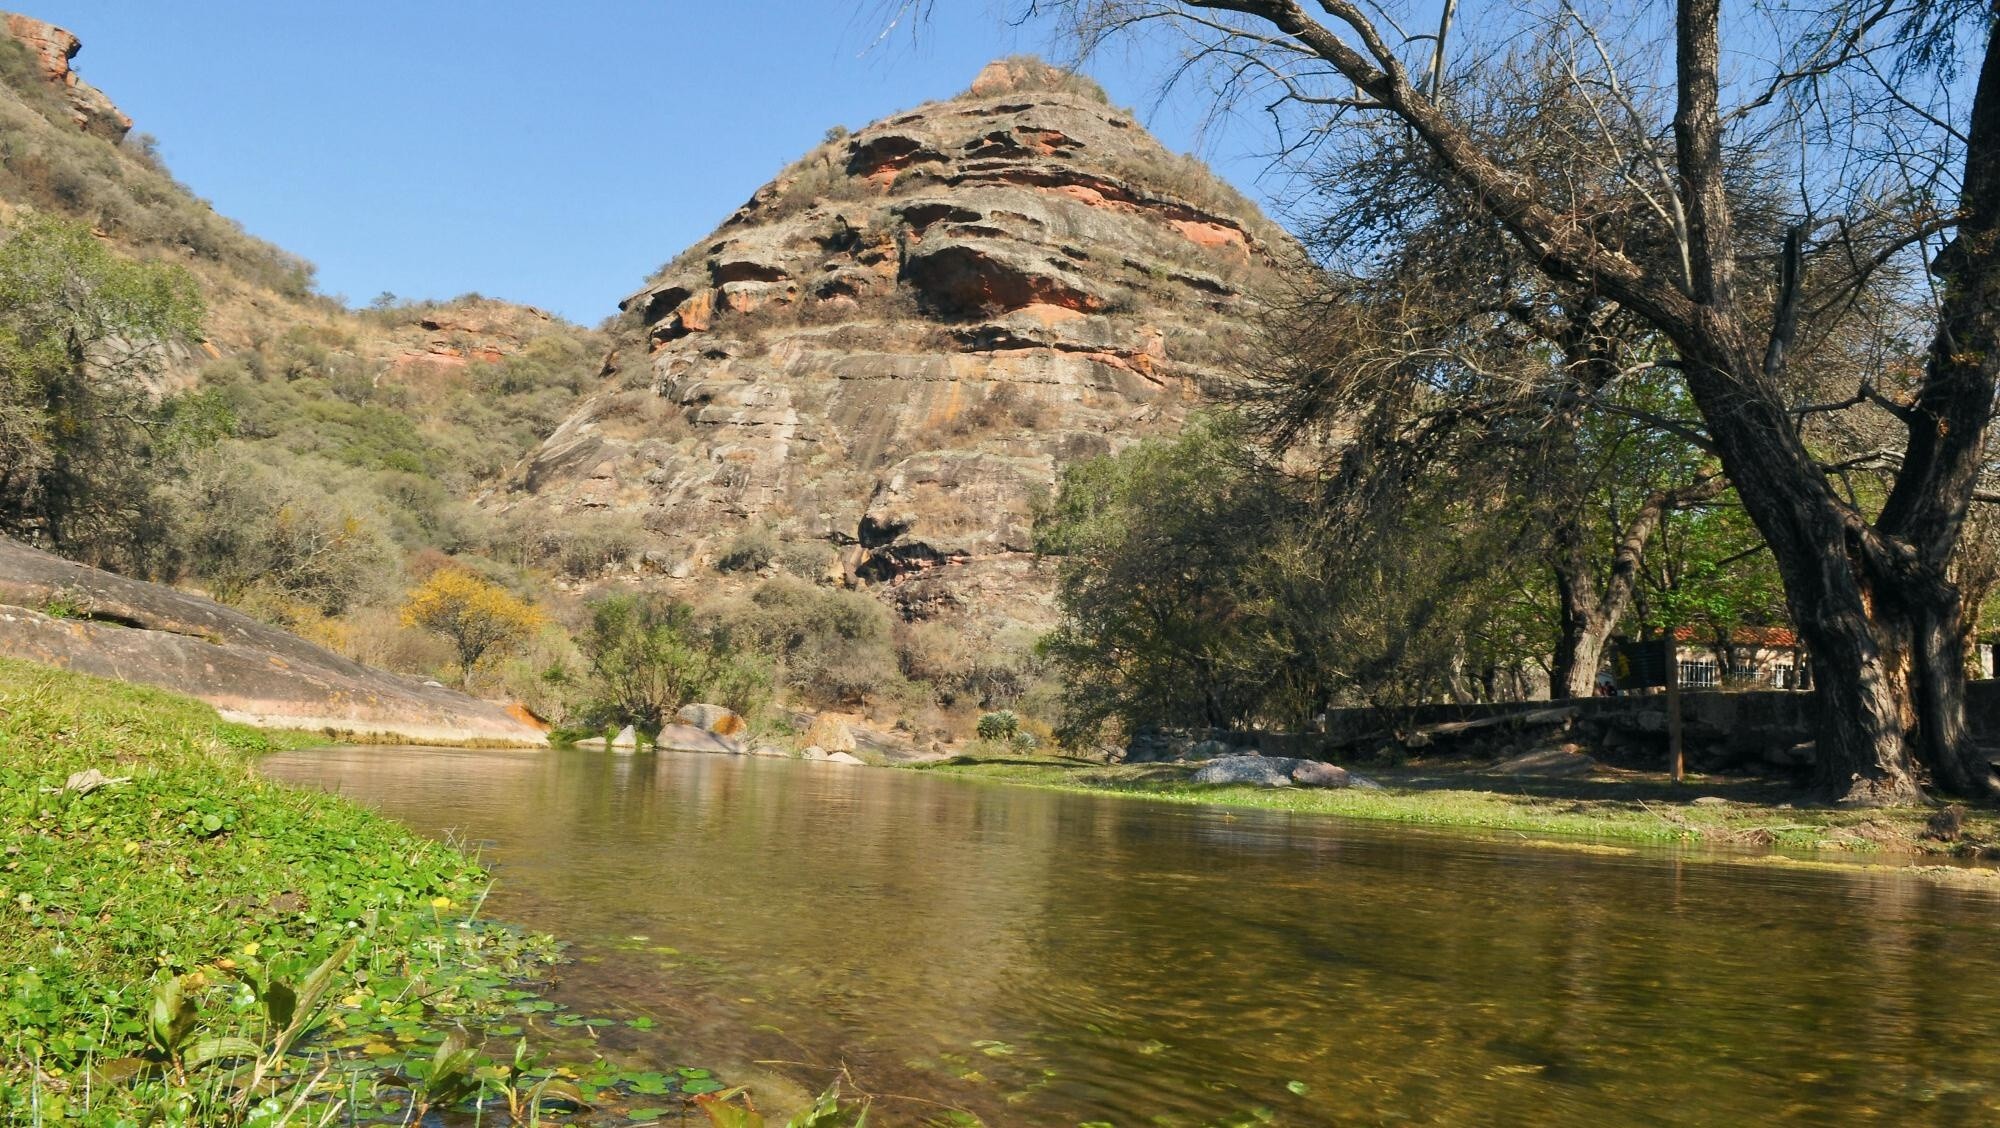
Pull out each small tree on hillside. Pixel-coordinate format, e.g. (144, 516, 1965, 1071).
(0, 212, 211, 572)
(400, 566, 543, 688)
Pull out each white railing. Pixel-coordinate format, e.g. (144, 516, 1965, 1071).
(1679, 660, 1721, 688)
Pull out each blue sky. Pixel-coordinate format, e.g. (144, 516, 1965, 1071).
(29, 2, 1283, 325)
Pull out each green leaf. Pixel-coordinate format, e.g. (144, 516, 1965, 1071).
(185, 1035, 261, 1068)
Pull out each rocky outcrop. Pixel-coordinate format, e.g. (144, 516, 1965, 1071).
(3, 14, 130, 141)
(0, 537, 547, 746)
(388, 299, 562, 372)
(1189, 755, 1379, 789)
(494, 58, 1296, 641)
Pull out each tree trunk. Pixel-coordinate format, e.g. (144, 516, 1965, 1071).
(1549, 561, 1610, 699)
(1547, 483, 1691, 699)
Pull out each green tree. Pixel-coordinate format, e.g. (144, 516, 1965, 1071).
(1035, 418, 1283, 737)
(0, 213, 208, 570)
(1040, 0, 2000, 801)
(581, 593, 771, 726)
(1037, 414, 1549, 740)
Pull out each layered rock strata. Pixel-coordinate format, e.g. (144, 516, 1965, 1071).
(496, 59, 1294, 635)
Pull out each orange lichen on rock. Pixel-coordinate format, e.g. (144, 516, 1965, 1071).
(1170, 218, 1249, 251)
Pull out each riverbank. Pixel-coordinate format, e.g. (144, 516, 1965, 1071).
(914, 752, 2000, 867)
(0, 659, 732, 1124)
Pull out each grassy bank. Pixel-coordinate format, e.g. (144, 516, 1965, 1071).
(914, 753, 2000, 862)
(0, 659, 743, 1125)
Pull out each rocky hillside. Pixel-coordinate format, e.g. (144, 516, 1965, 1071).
(0, 12, 596, 387)
(496, 59, 1296, 637)
(0, 13, 613, 717)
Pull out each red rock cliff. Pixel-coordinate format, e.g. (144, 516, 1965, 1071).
(3, 12, 132, 141)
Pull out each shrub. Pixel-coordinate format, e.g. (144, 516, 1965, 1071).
(578, 593, 771, 726)
(167, 445, 400, 615)
(977, 710, 1021, 742)
(715, 524, 778, 573)
(551, 512, 644, 577)
(719, 577, 904, 706)
(778, 540, 833, 580)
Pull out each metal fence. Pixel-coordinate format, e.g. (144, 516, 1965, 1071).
(1678, 659, 1804, 690)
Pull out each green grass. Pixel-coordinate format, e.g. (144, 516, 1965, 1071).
(913, 754, 2000, 859)
(0, 658, 733, 1124)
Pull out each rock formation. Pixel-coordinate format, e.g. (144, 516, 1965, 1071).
(495, 59, 1296, 637)
(3, 13, 130, 141)
(0, 537, 548, 746)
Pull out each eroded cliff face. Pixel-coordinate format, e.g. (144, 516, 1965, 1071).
(3, 13, 129, 141)
(499, 59, 1295, 635)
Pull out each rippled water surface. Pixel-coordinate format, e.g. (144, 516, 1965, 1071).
(260, 746, 2000, 1126)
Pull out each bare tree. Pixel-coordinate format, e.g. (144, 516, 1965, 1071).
(1021, 0, 2000, 803)
(1246, 63, 1743, 700)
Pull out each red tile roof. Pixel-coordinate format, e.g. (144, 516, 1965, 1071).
(1671, 625, 1798, 648)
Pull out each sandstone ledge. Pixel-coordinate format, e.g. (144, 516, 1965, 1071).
(0, 538, 547, 748)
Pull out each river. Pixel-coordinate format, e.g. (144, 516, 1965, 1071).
(260, 745, 2000, 1126)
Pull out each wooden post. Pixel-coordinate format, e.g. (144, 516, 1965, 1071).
(1665, 635, 1684, 783)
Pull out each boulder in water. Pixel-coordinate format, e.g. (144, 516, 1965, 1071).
(677, 702, 747, 735)
(654, 724, 746, 755)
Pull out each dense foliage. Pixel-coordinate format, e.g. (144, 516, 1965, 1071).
(0, 213, 211, 571)
(576, 592, 773, 728)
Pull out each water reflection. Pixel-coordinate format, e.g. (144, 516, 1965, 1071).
(263, 747, 2000, 1126)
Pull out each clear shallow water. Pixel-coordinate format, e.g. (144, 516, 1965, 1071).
(262, 746, 2000, 1126)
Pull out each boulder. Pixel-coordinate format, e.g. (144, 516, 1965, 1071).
(653, 724, 746, 755)
(1187, 739, 1233, 761)
(1191, 756, 1299, 788)
(677, 702, 747, 735)
(610, 725, 640, 750)
(824, 751, 866, 765)
(801, 745, 829, 760)
(2, 15, 132, 141)
(1288, 761, 1353, 788)
(804, 715, 857, 753)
